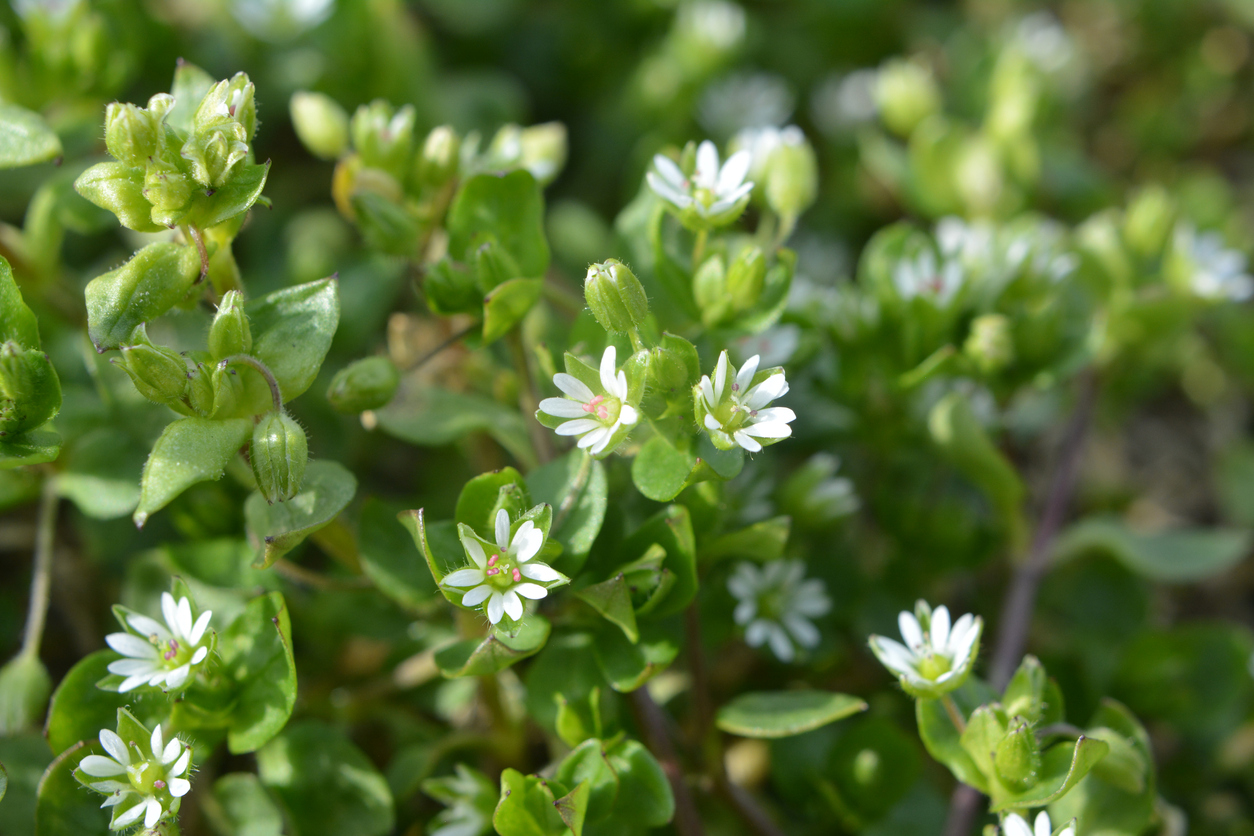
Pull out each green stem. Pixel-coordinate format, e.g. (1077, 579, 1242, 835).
(506, 330, 554, 466)
(942, 694, 967, 735)
(692, 228, 708, 269)
(219, 354, 283, 412)
(628, 328, 646, 353)
(184, 224, 209, 283)
(20, 475, 58, 660)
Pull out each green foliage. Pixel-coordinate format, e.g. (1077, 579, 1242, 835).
(715, 691, 867, 739)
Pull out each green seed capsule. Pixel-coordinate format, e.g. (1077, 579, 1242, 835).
(251, 412, 308, 504)
(726, 246, 767, 313)
(326, 356, 400, 413)
(585, 259, 650, 333)
(114, 340, 189, 406)
(208, 290, 252, 360)
(994, 719, 1041, 791)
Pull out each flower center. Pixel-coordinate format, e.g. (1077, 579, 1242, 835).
(694, 185, 717, 208)
(916, 651, 952, 681)
(149, 634, 194, 668)
(484, 554, 522, 589)
(713, 400, 754, 432)
(582, 394, 622, 425)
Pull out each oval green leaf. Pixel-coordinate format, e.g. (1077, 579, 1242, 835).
(715, 690, 867, 739)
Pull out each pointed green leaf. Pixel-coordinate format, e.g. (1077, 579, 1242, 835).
(554, 781, 590, 836)
(702, 517, 791, 564)
(592, 626, 677, 692)
(44, 651, 130, 756)
(245, 278, 340, 406)
(448, 171, 549, 278)
(989, 736, 1109, 812)
(0, 104, 61, 169)
(0, 429, 61, 469)
(0, 256, 40, 348)
(377, 383, 537, 469)
(73, 162, 162, 233)
(631, 435, 695, 502)
(716, 691, 867, 739)
(397, 509, 464, 604)
(455, 467, 528, 533)
(493, 768, 570, 836)
(85, 242, 201, 351)
(185, 161, 271, 230)
(576, 574, 638, 643)
(34, 741, 107, 836)
(1053, 516, 1252, 582)
(134, 417, 250, 528)
(245, 460, 357, 569)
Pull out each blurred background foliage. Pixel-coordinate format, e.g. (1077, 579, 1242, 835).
(7, 0, 1254, 834)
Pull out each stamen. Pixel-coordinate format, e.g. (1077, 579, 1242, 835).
(582, 395, 606, 414)
(488, 555, 497, 566)
(512, 568, 522, 582)
(732, 383, 740, 391)
(163, 640, 179, 661)
(154, 780, 166, 790)
(487, 567, 499, 576)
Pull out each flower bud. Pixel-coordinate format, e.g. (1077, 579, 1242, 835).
(251, 412, 308, 504)
(182, 124, 249, 188)
(415, 125, 460, 188)
(187, 362, 215, 417)
(875, 59, 941, 137)
(290, 91, 350, 161)
(114, 341, 190, 406)
(351, 100, 415, 182)
(726, 247, 766, 312)
(105, 103, 159, 167)
(208, 362, 245, 419)
(693, 254, 731, 326)
(518, 122, 567, 184)
(0, 654, 51, 734)
(194, 73, 257, 141)
(143, 158, 194, 225)
(648, 334, 699, 395)
(326, 356, 400, 413)
(585, 259, 649, 333)
(208, 290, 253, 360)
(964, 313, 1014, 374)
(994, 719, 1041, 791)
(0, 341, 61, 435)
(1124, 185, 1176, 260)
(765, 128, 818, 221)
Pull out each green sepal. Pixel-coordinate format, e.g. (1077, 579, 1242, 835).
(455, 467, 530, 534)
(397, 509, 464, 604)
(493, 768, 573, 836)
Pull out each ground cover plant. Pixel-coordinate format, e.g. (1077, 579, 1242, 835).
(3, 1, 1254, 835)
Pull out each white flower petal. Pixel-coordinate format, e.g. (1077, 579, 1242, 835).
(714, 352, 729, 401)
(898, 611, 924, 650)
(613, 369, 629, 400)
(108, 659, 159, 677)
(577, 427, 609, 449)
(513, 527, 543, 562)
(161, 593, 180, 637)
(618, 404, 638, 426)
(1033, 812, 1052, 836)
(599, 346, 618, 394)
(870, 636, 917, 676)
(553, 373, 595, 402)
(700, 376, 716, 410)
(521, 563, 561, 582)
(106, 632, 158, 660)
(80, 755, 127, 777)
(113, 800, 146, 827)
(931, 606, 952, 651)
(501, 591, 524, 622)
(652, 154, 687, 188)
(513, 583, 548, 600)
(118, 674, 153, 692)
(718, 150, 752, 194)
(126, 614, 172, 643)
(462, 535, 487, 569)
(741, 421, 792, 440)
(767, 623, 795, 662)
(539, 397, 588, 418)
(744, 619, 771, 647)
(695, 141, 720, 187)
(556, 418, 604, 436)
(190, 646, 208, 665)
(99, 730, 130, 766)
(494, 509, 511, 552)
(172, 748, 191, 777)
(461, 585, 493, 607)
(744, 374, 788, 409)
(169, 778, 191, 798)
(733, 430, 762, 452)
(487, 592, 505, 624)
(150, 726, 163, 760)
(164, 665, 191, 689)
(189, 610, 212, 645)
(175, 597, 193, 641)
(704, 413, 723, 431)
(735, 355, 760, 392)
(443, 568, 486, 587)
(162, 739, 180, 765)
(647, 174, 694, 209)
(144, 796, 162, 827)
(752, 407, 795, 425)
(784, 614, 820, 648)
(1002, 814, 1033, 836)
(733, 599, 756, 625)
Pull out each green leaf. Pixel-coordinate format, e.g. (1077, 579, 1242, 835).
(554, 741, 618, 825)
(56, 429, 145, 520)
(493, 769, 570, 836)
(702, 517, 791, 564)
(716, 691, 867, 739)
(351, 192, 420, 256)
(358, 498, 436, 610)
(0, 256, 40, 348)
(397, 509, 465, 604)
(209, 773, 284, 836)
(483, 278, 543, 344)
(257, 720, 395, 836)
(73, 163, 163, 233)
(34, 742, 108, 836)
(915, 685, 992, 793)
(245, 460, 358, 569)
(245, 278, 341, 406)
(1052, 516, 1251, 582)
(0, 428, 61, 470)
(618, 505, 697, 619)
(84, 242, 201, 351)
(455, 467, 528, 532)
(988, 736, 1109, 812)
(527, 451, 607, 575)
(631, 435, 695, 502)
(592, 626, 677, 692)
(185, 161, 271, 229)
(524, 634, 607, 734)
(134, 417, 251, 528)
(554, 781, 590, 836)
(0, 654, 50, 734)
(603, 739, 674, 828)
(577, 574, 638, 643)
(435, 615, 551, 678)
(448, 171, 550, 278)
(377, 384, 537, 469)
(217, 592, 297, 754)
(0, 733, 53, 833)
(0, 104, 61, 169)
(44, 651, 131, 755)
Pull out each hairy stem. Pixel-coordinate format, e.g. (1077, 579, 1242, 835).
(942, 694, 967, 735)
(629, 328, 646, 353)
(692, 228, 708, 269)
(219, 353, 283, 412)
(20, 475, 59, 659)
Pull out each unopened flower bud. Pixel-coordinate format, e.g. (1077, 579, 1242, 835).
(518, 122, 567, 184)
(0, 654, 51, 734)
(251, 412, 308, 504)
(693, 254, 731, 326)
(290, 91, 350, 161)
(187, 362, 215, 417)
(648, 334, 699, 394)
(726, 246, 767, 312)
(326, 356, 400, 413)
(208, 362, 244, 419)
(415, 125, 460, 188)
(1124, 185, 1176, 260)
(208, 290, 252, 360)
(768, 139, 818, 223)
(143, 158, 194, 224)
(182, 124, 249, 188)
(585, 259, 649, 333)
(195, 73, 257, 141)
(351, 100, 415, 182)
(875, 58, 940, 137)
(104, 103, 159, 167)
(114, 341, 189, 406)
(0, 341, 60, 435)
(994, 719, 1041, 791)
(964, 313, 1014, 374)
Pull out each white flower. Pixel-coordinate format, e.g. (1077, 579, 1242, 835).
(646, 140, 754, 228)
(538, 346, 639, 456)
(892, 245, 964, 305)
(868, 600, 983, 698)
(105, 593, 213, 692)
(728, 560, 830, 662)
(695, 351, 794, 453)
(77, 721, 193, 830)
(442, 508, 566, 625)
(1173, 223, 1254, 302)
(1003, 811, 1074, 836)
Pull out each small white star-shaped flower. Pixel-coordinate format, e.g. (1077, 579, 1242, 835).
(647, 140, 754, 229)
(442, 509, 566, 625)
